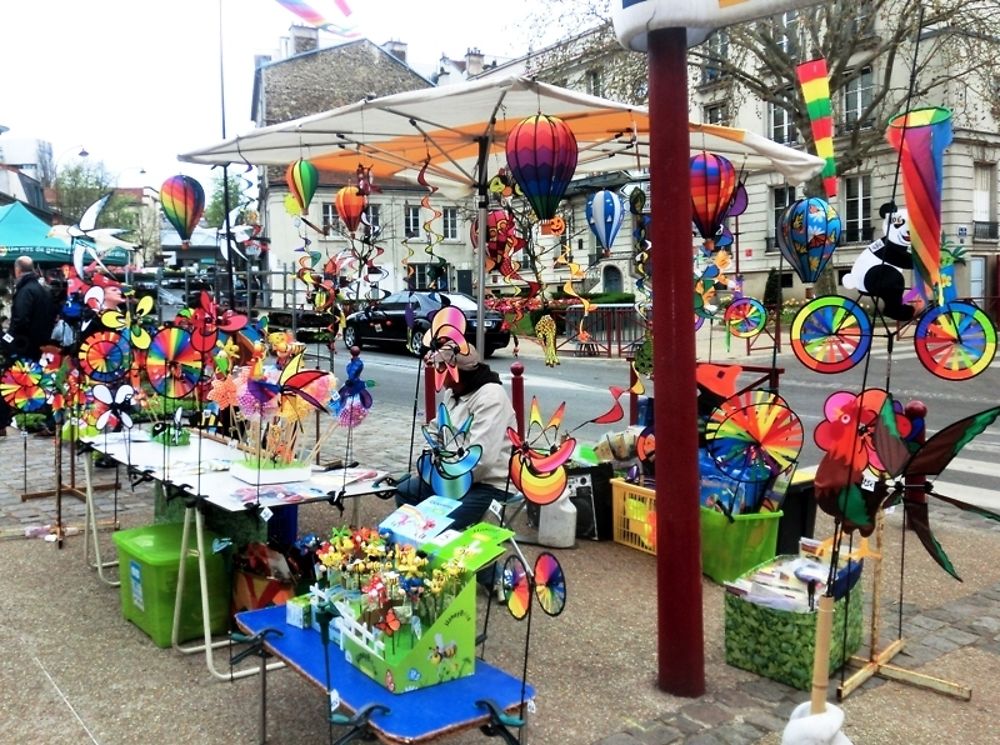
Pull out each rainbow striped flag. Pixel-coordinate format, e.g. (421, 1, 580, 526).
(796, 59, 837, 199)
(887, 107, 953, 298)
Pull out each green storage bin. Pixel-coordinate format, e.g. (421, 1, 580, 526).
(112, 523, 229, 648)
(725, 578, 864, 690)
(700, 507, 782, 583)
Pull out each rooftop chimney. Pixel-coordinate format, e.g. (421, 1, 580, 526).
(290, 25, 318, 55)
(465, 48, 484, 77)
(383, 39, 408, 63)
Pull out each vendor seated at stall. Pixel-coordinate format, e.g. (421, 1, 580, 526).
(395, 342, 517, 530)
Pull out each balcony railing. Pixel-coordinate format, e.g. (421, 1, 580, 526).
(973, 221, 999, 240)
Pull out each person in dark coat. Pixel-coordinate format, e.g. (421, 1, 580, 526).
(0, 256, 56, 433)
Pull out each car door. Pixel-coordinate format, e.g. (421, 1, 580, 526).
(363, 293, 404, 344)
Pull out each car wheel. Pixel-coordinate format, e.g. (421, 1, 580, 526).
(343, 326, 360, 350)
(407, 330, 424, 357)
(484, 346, 497, 359)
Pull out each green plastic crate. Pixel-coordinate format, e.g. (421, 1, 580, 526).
(112, 523, 229, 648)
(701, 507, 782, 584)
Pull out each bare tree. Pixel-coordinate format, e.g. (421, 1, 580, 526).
(519, 0, 1000, 178)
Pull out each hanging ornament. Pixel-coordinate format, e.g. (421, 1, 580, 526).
(505, 114, 579, 221)
(777, 197, 841, 285)
(285, 158, 319, 213)
(335, 185, 367, 235)
(689, 153, 737, 251)
(586, 189, 626, 253)
(160, 175, 206, 248)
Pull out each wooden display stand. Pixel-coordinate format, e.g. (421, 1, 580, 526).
(836, 512, 971, 701)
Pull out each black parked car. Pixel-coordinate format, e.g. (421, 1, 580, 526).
(342, 291, 510, 357)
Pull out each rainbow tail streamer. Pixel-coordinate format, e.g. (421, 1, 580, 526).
(274, 0, 358, 37)
(887, 107, 953, 298)
(796, 58, 837, 200)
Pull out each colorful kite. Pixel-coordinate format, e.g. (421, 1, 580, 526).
(886, 107, 953, 299)
(796, 58, 837, 199)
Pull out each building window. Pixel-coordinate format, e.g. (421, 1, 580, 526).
(586, 69, 603, 98)
(842, 174, 872, 243)
(365, 203, 380, 230)
(973, 163, 997, 240)
(843, 66, 874, 128)
(404, 205, 421, 238)
(770, 185, 797, 252)
(704, 103, 728, 126)
(410, 263, 447, 290)
(848, 1, 874, 37)
(777, 10, 799, 56)
(701, 30, 728, 84)
(321, 202, 342, 236)
(442, 206, 459, 240)
(770, 100, 797, 144)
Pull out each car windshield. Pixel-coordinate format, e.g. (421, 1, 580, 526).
(440, 293, 478, 312)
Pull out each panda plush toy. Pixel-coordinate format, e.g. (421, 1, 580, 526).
(842, 202, 915, 321)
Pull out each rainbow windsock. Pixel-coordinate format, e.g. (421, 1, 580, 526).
(887, 107, 953, 297)
(274, 0, 357, 37)
(796, 59, 837, 199)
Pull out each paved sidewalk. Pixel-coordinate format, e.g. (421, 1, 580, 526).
(1, 342, 999, 744)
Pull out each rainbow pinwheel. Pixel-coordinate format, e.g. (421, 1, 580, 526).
(417, 404, 483, 500)
(1, 359, 48, 412)
(705, 390, 803, 487)
(145, 327, 204, 399)
(78, 330, 132, 385)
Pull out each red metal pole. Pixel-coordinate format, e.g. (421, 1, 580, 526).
(628, 359, 639, 427)
(510, 361, 525, 438)
(648, 26, 705, 696)
(423, 365, 435, 424)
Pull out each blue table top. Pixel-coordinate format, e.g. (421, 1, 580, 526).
(236, 605, 534, 744)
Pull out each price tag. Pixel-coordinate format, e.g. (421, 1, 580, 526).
(526, 700, 537, 714)
(260, 506, 274, 522)
(329, 688, 341, 711)
(861, 472, 877, 492)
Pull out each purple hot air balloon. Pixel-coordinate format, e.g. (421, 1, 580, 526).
(505, 114, 578, 221)
(586, 190, 626, 253)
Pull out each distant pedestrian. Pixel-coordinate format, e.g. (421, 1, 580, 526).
(0, 256, 57, 433)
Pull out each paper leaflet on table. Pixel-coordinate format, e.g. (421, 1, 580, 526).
(379, 500, 458, 547)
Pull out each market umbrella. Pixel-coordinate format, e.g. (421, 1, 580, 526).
(180, 75, 823, 349)
(0, 202, 73, 263)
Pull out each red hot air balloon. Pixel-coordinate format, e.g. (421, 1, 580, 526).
(335, 185, 367, 235)
(690, 153, 737, 251)
(285, 158, 319, 213)
(505, 114, 578, 222)
(160, 175, 206, 248)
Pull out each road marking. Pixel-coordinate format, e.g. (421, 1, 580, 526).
(929, 479, 1000, 512)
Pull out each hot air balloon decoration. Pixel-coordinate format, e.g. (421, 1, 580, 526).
(586, 189, 626, 255)
(160, 175, 205, 249)
(335, 185, 367, 236)
(777, 197, 841, 289)
(285, 158, 319, 214)
(505, 114, 578, 222)
(690, 153, 737, 252)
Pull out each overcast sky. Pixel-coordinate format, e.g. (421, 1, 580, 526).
(1, 0, 535, 191)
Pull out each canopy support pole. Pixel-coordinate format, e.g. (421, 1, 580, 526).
(648, 26, 705, 697)
(475, 135, 490, 353)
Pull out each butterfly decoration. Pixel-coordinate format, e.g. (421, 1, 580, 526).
(101, 293, 155, 351)
(376, 608, 401, 638)
(506, 398, 576, 506)
(92, 383, 135, 431)
(867, 398, 1000, 580)
(246, 352, 330, 413)
(417, 404, 482, 500)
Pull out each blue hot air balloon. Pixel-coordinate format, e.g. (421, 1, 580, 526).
(586, 189, 626, 253)
(777, 197, 841, 284)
